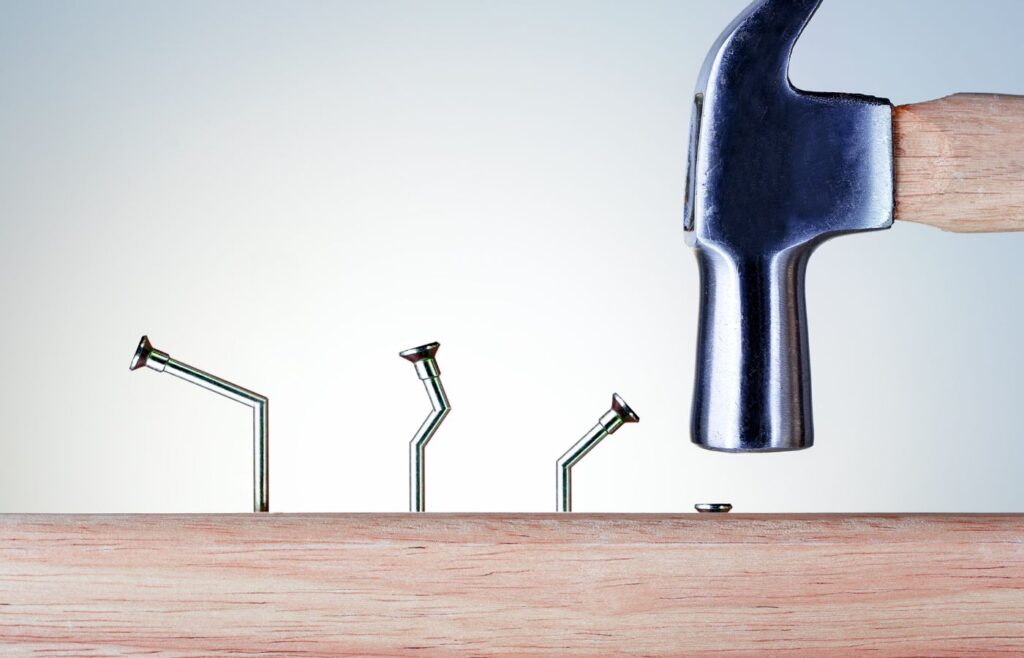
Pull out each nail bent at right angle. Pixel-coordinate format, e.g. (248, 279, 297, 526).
(130, 335, 269, 513)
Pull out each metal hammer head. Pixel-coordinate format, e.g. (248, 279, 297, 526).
(684, 0, 893, 452)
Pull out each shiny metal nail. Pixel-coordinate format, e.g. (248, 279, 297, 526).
(556, 393, 639, 512)
(400, 342, 450, 512)
(695, 503, 732, 513)
(130, 335, 269, 513)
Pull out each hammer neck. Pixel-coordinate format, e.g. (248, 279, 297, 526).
(690, 244, 814, 452)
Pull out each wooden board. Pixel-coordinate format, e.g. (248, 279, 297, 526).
(1, 514, 1023, 656)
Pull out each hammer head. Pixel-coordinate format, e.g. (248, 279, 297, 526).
(684, 0, 893, 452)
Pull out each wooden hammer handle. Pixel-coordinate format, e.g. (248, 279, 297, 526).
(894, 93, 1024, 232)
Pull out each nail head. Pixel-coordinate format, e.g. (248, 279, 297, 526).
(130, 335, 152, 371)
(611, 393, 639, 423)
(399, 342, 440, 363)
(695, 503, 732, 513)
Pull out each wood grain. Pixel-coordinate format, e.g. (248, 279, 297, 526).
(1, 514, 1023, 656)
(894, 93, 1024, 232)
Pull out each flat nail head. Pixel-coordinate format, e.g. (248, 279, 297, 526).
(399, 342, 440, 363)
(695, 503, 732, 513)
(611, 393, 639, 423)
(130, 335, 153, 371)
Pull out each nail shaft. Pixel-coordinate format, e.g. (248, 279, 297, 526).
(130, 335, 269, 512)
(556, 393, 638, 512)
(400, 342, 450, 512)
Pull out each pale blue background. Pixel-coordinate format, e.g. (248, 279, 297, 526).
(1, 0, 1022, 512)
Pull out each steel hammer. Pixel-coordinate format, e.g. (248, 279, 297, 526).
(685, 0, 1024, 452)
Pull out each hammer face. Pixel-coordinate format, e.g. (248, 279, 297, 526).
(684, 0, 893, 452)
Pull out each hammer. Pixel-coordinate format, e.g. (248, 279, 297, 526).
(685, 0, 1024, 452)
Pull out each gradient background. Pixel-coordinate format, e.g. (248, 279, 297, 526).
(1, 0, 1023, 513)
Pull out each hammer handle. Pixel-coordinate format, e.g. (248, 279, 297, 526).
(894, 93, 1024, 232)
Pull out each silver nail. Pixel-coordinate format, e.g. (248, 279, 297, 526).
(400, 342, 450, 512)
(556, 393, 639, 512)
(695, 503, 732, 513)
(130, 335, 269, 513)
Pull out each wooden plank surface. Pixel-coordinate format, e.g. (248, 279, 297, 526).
(1, 514, 1023, 656)
(894, 93, 1024, 233)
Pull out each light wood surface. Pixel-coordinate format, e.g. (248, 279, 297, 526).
(1, 514, 1023, 656)
(894, 93, 1024, 232)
